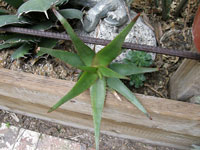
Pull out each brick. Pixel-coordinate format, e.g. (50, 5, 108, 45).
(36, 134, 86, 150)
(13, 128, 40, 150)
(0, 123, 19, 150)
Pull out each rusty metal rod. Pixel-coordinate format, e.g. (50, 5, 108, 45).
(0, 27, 200, 60)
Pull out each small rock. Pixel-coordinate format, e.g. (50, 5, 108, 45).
(76, 11, 157, 62)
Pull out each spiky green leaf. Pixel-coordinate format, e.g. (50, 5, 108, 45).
(2, 0, 24, 8)
(90, 77, 106, 150)
(48, 71, 98, 112)
(0, 33, 17, 41)
(107, 78, 151, 119)
(11, 43, 32, 60)
(53, 8, 95, 66)
(56, 0, 69, 6)
(109, 63, 158, 76)
(0, 15, 29, 27)
(59, 9, 83, 20)
(5, 35, 39, 44)
(0, 43, 20, 50)
(17, 0, 68, 18)
(92, 14, 140, 66)
(98, 66, 129, 79)
(30, 21, 55, 31)
(38, 47, 84, 67)
(38, 38, 58, 48)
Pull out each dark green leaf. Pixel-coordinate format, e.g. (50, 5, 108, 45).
(98, 66, 129, 79)
(17, 0, 68, 18)
(56, 0, 69, 5)
(38, 47, 84, 67)
(2, 0, 24, 8)
(59, 9, 83, 20)
(0, 34, 39, 42)
(53, 8, 95, 66)
(92, 14, 140, 66)
(38, 38, 58, 48)
(48, 71, 98, 112)
(0, 43, 20, 50)
(107, 78, 151, 119)
(5, 37, 39, 43)
(0, 33, 16, 41)
(30, 21, 55, 31)
(0, 34, 36, 47)
(0, 15, 29, 27)
(5, 36, 39, 44)
(0, 9, 9, 15)
(110, 63, 158, 76)
(77, 71, 83, 80)
(0, 34, 38, 42)
(90, 77, 106, 150)
(11, 43, 32, 60)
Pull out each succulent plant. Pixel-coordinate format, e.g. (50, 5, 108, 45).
(37, 8, 158, 150)
(0, 0, 82, 59)
(123, 51, 154, 88)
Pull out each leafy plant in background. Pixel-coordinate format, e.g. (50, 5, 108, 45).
(1, 0, 24, 9)
(0, 0, 82, 59)
(161, 0, 172, 20)
(0, 0, 192, 60)
(5, 122, 10, 128)
(123, 51, 154, 88)
(36, 8, 158, 150)
(153, 0, 189, 20)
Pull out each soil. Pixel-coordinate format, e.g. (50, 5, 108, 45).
(0, 0, 199, 150)
(0, 110, 178, 150)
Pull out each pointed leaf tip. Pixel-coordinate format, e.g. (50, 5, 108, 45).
(107, 78, 150, 118)
(147, 114, 153, 120)
(48, 72, 98, 112)
(133, 13, 140, 22)
(47, 109, 53, 113)
(90, 77, 106, 150)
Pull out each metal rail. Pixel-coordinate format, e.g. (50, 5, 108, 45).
(0, 27, 200, 60)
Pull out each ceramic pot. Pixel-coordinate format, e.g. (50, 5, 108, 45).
(192, 4, 200, 52)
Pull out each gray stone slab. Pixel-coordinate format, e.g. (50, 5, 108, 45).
(36, 134, 86, 150)
(0, 123, 19, 150)
(13, 128, 40, 150)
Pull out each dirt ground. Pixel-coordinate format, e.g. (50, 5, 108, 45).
(0, 0, 199, 149)
(0, 109, 179, 150)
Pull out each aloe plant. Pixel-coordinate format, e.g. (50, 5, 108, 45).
(0, 0, 82, 59)
(37, 8, 158, 150)
(2, 0, 24, 9)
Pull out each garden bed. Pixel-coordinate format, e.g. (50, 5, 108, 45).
(0, 68, 199, 149)
(0, 0, 200, 149)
